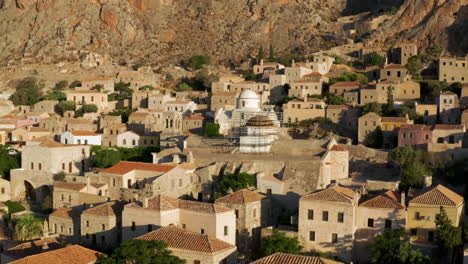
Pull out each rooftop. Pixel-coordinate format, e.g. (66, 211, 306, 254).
(83, 202, 117, 217)
(70, 130, 99, 136)
(409, 184, 463, 206)
(4, 238, 63, 260)
(101, 161, 176, 175)
(301, 185, 356, 204)
(384, 64, 405, 69)
(215, 189, 266, 204)
(251, 252, 343, 264)
(53, 181, 87, 192)
(136, 226, 235, 254)
(50, 208, 79, 220)
(330, 81, 361, 87)
(9, 245, 101, 264)
(359, 190, 404, 209)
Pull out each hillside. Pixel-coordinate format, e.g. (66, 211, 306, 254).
(0, 0, 466, 68)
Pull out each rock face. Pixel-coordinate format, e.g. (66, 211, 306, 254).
(0, 0, 466, 66)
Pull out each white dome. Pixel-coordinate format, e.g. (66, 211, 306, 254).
(238, 90, 259, 100)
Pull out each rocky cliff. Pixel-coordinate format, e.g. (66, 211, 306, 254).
(0, 0, 466, 67)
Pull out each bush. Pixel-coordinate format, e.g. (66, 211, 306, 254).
(4, 201, 25, 214)
(183, 55, 210, 70)
(176, 82, 193, 92)
(114, 82, 133, 99)
(58, 101, 76, 114)
(203, 123, 220, 137)
(91, 84, 104, 92)
(41, 90, 66, 101)
(131, 63, 145, 71)
(54, 80, 68, 90)
(194, 70, 219, 91)
(364, 53, 385, 67)
(0, 145, 20, 180)
(329, 72, 368, 85)
(218, 172, 256, 195)
(92, 147, 121, 168)
(69, 80, 81, 88)
(260, 229, 302, 257)
(9, 77, 44, 106)
(326, 94, 347, 105)
(82, 104, 98, 113)
(54, 171, 66, 181)
(109, 108, 134, 123)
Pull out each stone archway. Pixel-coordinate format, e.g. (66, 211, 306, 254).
(24, 180, 36, 201)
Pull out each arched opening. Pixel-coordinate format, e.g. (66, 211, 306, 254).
(24, 181, 35, 201)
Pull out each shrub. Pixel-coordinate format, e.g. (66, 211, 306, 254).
(4, 201, 25, 214)
(176, 82, 193, 92)
(203, 123, 220, 137)
(54, 80, 68, 90)
(69, 80, 81, 88)
(9, 77, 43, 106)
(58, 101, 76, 114)
(218, 172, 256, 195)
(364, 53, 385, 67)
(184, 55, 210, 70)
(82, 104, 98, 113)
(41, 90, 66, 101)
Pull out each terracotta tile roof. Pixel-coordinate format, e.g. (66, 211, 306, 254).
(400, 124, 432, 131)
(146, 195, 180, 211)
(83, 202, 117, 217)
(178, 163, 198, 170)
(54, 182, 86, 192)
(433, 124, 464, 130)
(381, 117, 409, 123)
(4, 238, 63, 260)
(215, 189, 266, 204)
(360, 190, 404, 209)
(136, 226, 235, 254)
(251, 252, 343, 264)
(129, 112, 151, 118)
(327, 105, 350, 110)
(384, 64, 405, 69)
(329, 144, 347, 152)
(330, 81, 361, 87)
(409, 184, 464, 206)
(90, 183, 107, 189)
(50, 208, 79, 220)
(303, 72, 323, 77)
(301, 185, 356, 204)
(9, 245, 101, 264)
(166, 100, 190, 104)
(101, 161, 176, 175)
(183, 114, 204, 120)
(65, 118, 93, 125)
(441, 91, 457, 96)
(70, 130, 98, 136)
(29, 127, 50, 132)
(361, 112, 381, 119)
(179, 199, 232, 214)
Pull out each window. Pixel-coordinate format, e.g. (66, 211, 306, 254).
(60, 225, 64, 233)
(102, 224, 105, 231)
(194, 261, 201, 264)
(267, 188, 272, 195)
(253, 208, 257, 218)
(69, 227, 72, 234)
(235, 209, 239, 219)
(182, 224, 186, 229)
(61, 194, 64, 201)
(368, 218, 374, 227)
(385, 220, 392, 229)
(68, 195, 72, 202)
(200, 228, 205, 234)
(147, 224, 152, 232)
(410, 229, 417, 236)
(322, 211, 328, 221)
(338, 212, 344, 223)
(224, 226, 228, 236)
(415, 212, 420, 219)
(308, 209, 314, 220)
(86, 221, 89, 227)
(332, 233, 338, 243)
(101, 236, 105, 243)
(309, 231, 315, 241)
(428, 231, 434, 242)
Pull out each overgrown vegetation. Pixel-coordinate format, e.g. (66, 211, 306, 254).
(183, 55, 210, 70)
(0, 145, 20, 180)
(259, 229, 302, 257)
(9, 77, 44, 106)
(218, 172, 256, 195)
(58, 101, 76, 114)
(13, 215, 43, 241)
(435, 207, 462, 263)
(329, 72, 368, 85)
(364, 53, 385, 67)
(4, 201, 25, 215)
(108, 108, 135, 123)
(91, 146, 159, 168)
(203, 122, 220, 137)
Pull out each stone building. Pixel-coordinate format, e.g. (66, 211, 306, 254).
(360, 88, 387, 104)
(329, 82, 361, 96)
(438, 91, 461, 124)
(148, 93, 173, 111)
(375, 80, 420, 101)
(116, 71, 160, 90)
(343, 91, 359, 104)
(415, 104, 438, 125)
(101, 130, 158, 148)
(253, 60, 285, 75)
(429, 124, 465, 152)
(302, 72, 329, 83)
(283, 98, 326, 124)
(38, 116, 67, 135)
(379, 64, 410, 82)
(99, 115, 121, 131)
(285, 66, 313, 83)
(128, 112, 155, 134)
(211, 92, 237, 112)
(183, 113, 204, 134)
(81, 202, 121, 249)
(53, 181, 107, 209)
(165, 100, 197, 114)
(288, 81, 322, 98)
(215, 189, 270, 256)
(407, 185, 463, 244)
(381, 116, 413, 148)
(358, 112, 382, 144)
(81, 77, 114, 93)
(131, 90, 158, 109)
(1, 238, 63, 264)
(394, 43, 418, 65)
(326, 105, 360, 134)
(438, 57, 468, 83)
(298, 185, 359, 262)
(319, 141, 349, 188)
(33, 100, 58, 114)
(65, 90, 109, 113)
(60, 131, 101, 145)
(11, 127, 51, 142)
(398, 124, 433, 150)
(136, 226, 237, 264)
(48, 207, 81, 243)
(64, 118, 97, 132)
(122, 195, 235, 245)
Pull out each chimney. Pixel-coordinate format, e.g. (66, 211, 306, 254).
(260, 59, 264, 65)
(400, 191, 406, 207)
(151, 152, 159, 164)
(143, 198, 149, 208)
(42, 243, 49, 250)
(292, 59, 295, 67)
(353, 190, 359, 202)
(187, 151, 194, 163)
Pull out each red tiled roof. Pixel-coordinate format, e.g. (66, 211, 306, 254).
(359, 190, 404, 209)
(433, 124, 464, 130)
(301, 185, 356, 204)
(50, 208, 79, 220)
(136, 226, 235, 254)
(410, 185, 464, 206)
(54, 182, 86, 192)
(179, 199, 232, 214)
(215, 189, 266, 204)
(146, 195, 180, 211)
(251, 252, 343, 264)
(303, 72, 323, 77)
(399, 124, 432, 131)
(329, 144, 347, 152)
(83, 202, 117, 217)
(384, 64, 405, 69)
(330, 81, 361, 87)
(9, 245, 101, 264)
(4, 238, 63, 260)
(101, 161, 176, 175)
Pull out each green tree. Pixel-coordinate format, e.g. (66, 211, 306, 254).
(268, 44, 275, 61)
(96, 239, 185, 264)
(132, 63, 145, 71)
(388, 146, 416, 167)
(422, 80, 449, 100)
(82, 104, 98, 113)
(364, 53, 385, 67)
(54, 80, 68, 90)
(366, 125, 383, 148)
(435, 206, 462, 262)
(58, 101, 76, 114)
(54, 171, 67, 181)
(383, 89, 395, 115)
(449, 82, 463, 96)
(397, 101, 420, 120)
(176, 83, 193, 92)
(109, 108, 134, 123)
(91, 84, 104, 92)
(219, 173, 256, 195)
(10, 77, 43, 106)
(41, 195, 53, 214)
(367, 229, 429, 264)
(362, 102, 383, 116)
(329, 72, 368, 85)
(203, 122, 220, 137)
(258, 46, 265, 62)
(115, 82, 133, 99)
(93, 148, 121, 168)
(0, 145, 20, 180)
(184, 55, 210, 70)
(13, 215, 43, 241)
(260, 229, 302, 257)
(406, 56, 424, 76)
(400, 160, 429, 191)
(326, 94, 346, 105)
(41, 90, 66, 101)
(69, 80, 81, 88)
